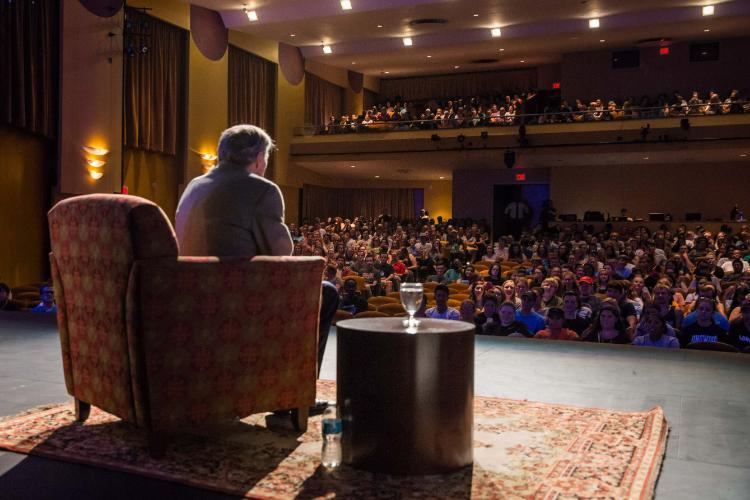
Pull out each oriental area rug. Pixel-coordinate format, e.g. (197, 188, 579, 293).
(0, 380, 667, 499)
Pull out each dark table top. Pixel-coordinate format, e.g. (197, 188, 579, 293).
(337, 317, 474, 335)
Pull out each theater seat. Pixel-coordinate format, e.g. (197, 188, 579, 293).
(48, 194, 325, 452)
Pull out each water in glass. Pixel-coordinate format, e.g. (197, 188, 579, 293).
(400, 283, 423, 330)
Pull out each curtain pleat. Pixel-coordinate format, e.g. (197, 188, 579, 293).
(304, 72, 344, 126)
(228, 45, 277, 132)
(0, 0, 58, 138)
(303, 184, 416, 221)
(124, 8, 187, 155)
(378, 68, 537, 102)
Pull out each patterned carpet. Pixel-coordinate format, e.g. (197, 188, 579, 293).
(0, 380, 667, 499)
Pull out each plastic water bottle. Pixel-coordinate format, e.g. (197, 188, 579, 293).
(321, 404, 342, 469)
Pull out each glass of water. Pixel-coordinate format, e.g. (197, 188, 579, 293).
(400, 282, 423, 332)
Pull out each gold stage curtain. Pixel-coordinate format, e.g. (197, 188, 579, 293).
(124, 8, 188, 156)
(228, 45, 277, 132)
(304, 72, 344, 126)
(378, 68, 537, 102)
(0, 0, 58, 138)
(303, 184, 417, 221)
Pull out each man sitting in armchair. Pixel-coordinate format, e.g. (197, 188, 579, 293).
(175, 124, 338, 411)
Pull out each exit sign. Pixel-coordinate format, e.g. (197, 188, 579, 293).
(515, 173, 526, 181)
(659, 47, 670, 55)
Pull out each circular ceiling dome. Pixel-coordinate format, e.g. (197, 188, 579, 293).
(408, 18, 448, 26)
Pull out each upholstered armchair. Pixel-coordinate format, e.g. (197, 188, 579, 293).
(48, 194, 324, 451)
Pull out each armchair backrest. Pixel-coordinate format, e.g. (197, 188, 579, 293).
(48, 194, 178, 421)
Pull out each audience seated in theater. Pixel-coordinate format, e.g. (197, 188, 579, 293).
(426, 284, 460, 320)
(632, 306, 681, 348)
(561, 291, 592, 335)
(534, 307, 580, 340)
(0, 283, 19, 311)
(540, 277, 563, 310)
(516, 290, 545, 335)
(678, 298, 730, 347)
(30, 285, 56, 313)
(474, 294, 500, 335)
(605, 281, 638, 339)
(339, 278, 369, 315)
(494, 301, 531, 337)
(582, 302, 632, 344)
(727, 302, 750, 351)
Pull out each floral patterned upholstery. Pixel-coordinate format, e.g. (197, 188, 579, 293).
(49, 194, 324, 430)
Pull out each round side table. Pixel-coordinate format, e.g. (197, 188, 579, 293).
(336, 318, 474, 475)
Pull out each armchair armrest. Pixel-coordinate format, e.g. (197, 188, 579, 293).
(127, 256, 326, 429)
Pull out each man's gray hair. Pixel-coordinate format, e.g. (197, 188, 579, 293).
(217, 124, 275, 166)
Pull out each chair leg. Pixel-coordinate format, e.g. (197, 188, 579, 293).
(291, 407, 309, 432)
(74, 399, 91, 423)
(147, 429, 168, 459)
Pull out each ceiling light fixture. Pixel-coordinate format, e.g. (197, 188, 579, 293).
(244, 8, 258, 21)
(704, 28, 711, 32)
(340, 0, 352, 10)
(427, 55, 432, 58)
(520, 60, 525, 63)
(323, 44, 332, 54)
(599, 39, 606, 42)
(290, 33, 296, 37)
(403, 37, 413, 46)
(702, 5, 714, 16)
(350, 165, 356, 168)
(377, 24, 383, 28)
(439, 176, 445, 179)
(740, 153, 747, 157)
(454, 65, 460, 69)
(491, 28, 501, 37)
(499, 48, 505, 51)
(589, 18, 600, 28)
(384, 71, 390, 74)
(374, 175, 380, 178)
(473, 13, 479, 17)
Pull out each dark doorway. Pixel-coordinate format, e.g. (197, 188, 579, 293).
(492, 184, 550, 239)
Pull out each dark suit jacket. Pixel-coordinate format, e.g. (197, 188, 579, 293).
(175, 161, 293, 257)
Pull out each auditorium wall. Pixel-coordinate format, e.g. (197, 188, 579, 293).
(0, 128, 52, 286)
(561, 37, 750, 103)
(550, 162, 750, 222)
(58, 0, 123, 195)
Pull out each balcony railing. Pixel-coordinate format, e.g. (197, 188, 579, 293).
(293, 102, 750, 136)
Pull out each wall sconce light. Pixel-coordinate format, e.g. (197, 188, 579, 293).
(192, 149, 218, 173)
(82, 145, 110, 181)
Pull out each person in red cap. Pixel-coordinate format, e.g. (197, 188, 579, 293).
(578, 276, 601, 315)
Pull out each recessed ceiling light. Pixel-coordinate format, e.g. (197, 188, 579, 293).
(702, 5, 714, 16)
(439, 176, 445, 179)
(323, 45, 332, 54)
(351, 61, 356, 64)
(244, 9, 258, 21)
(643, 157, 649, 160)
(290, 33, 296, 37)
(377, 24, 383, 28)
(384, 71, 390, 74)
(499, 48, 505, 51)
(589, 18, 600, 29)
(599, 39, 606, 42)
(454, 65, 460, 69)
(520, 60, 525, 63)
(473, 13, 479, 17)
(374, 175, 380, 178)
(349, 165, 356, 168)
(427, 55, 432, 58)
(741, 153, 748, 157)
(403, 37, 413, 46)
(491, 28, 502, 37)
(704, 28, 711, 32)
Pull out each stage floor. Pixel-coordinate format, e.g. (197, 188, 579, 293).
(1, 312, 748, 499)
